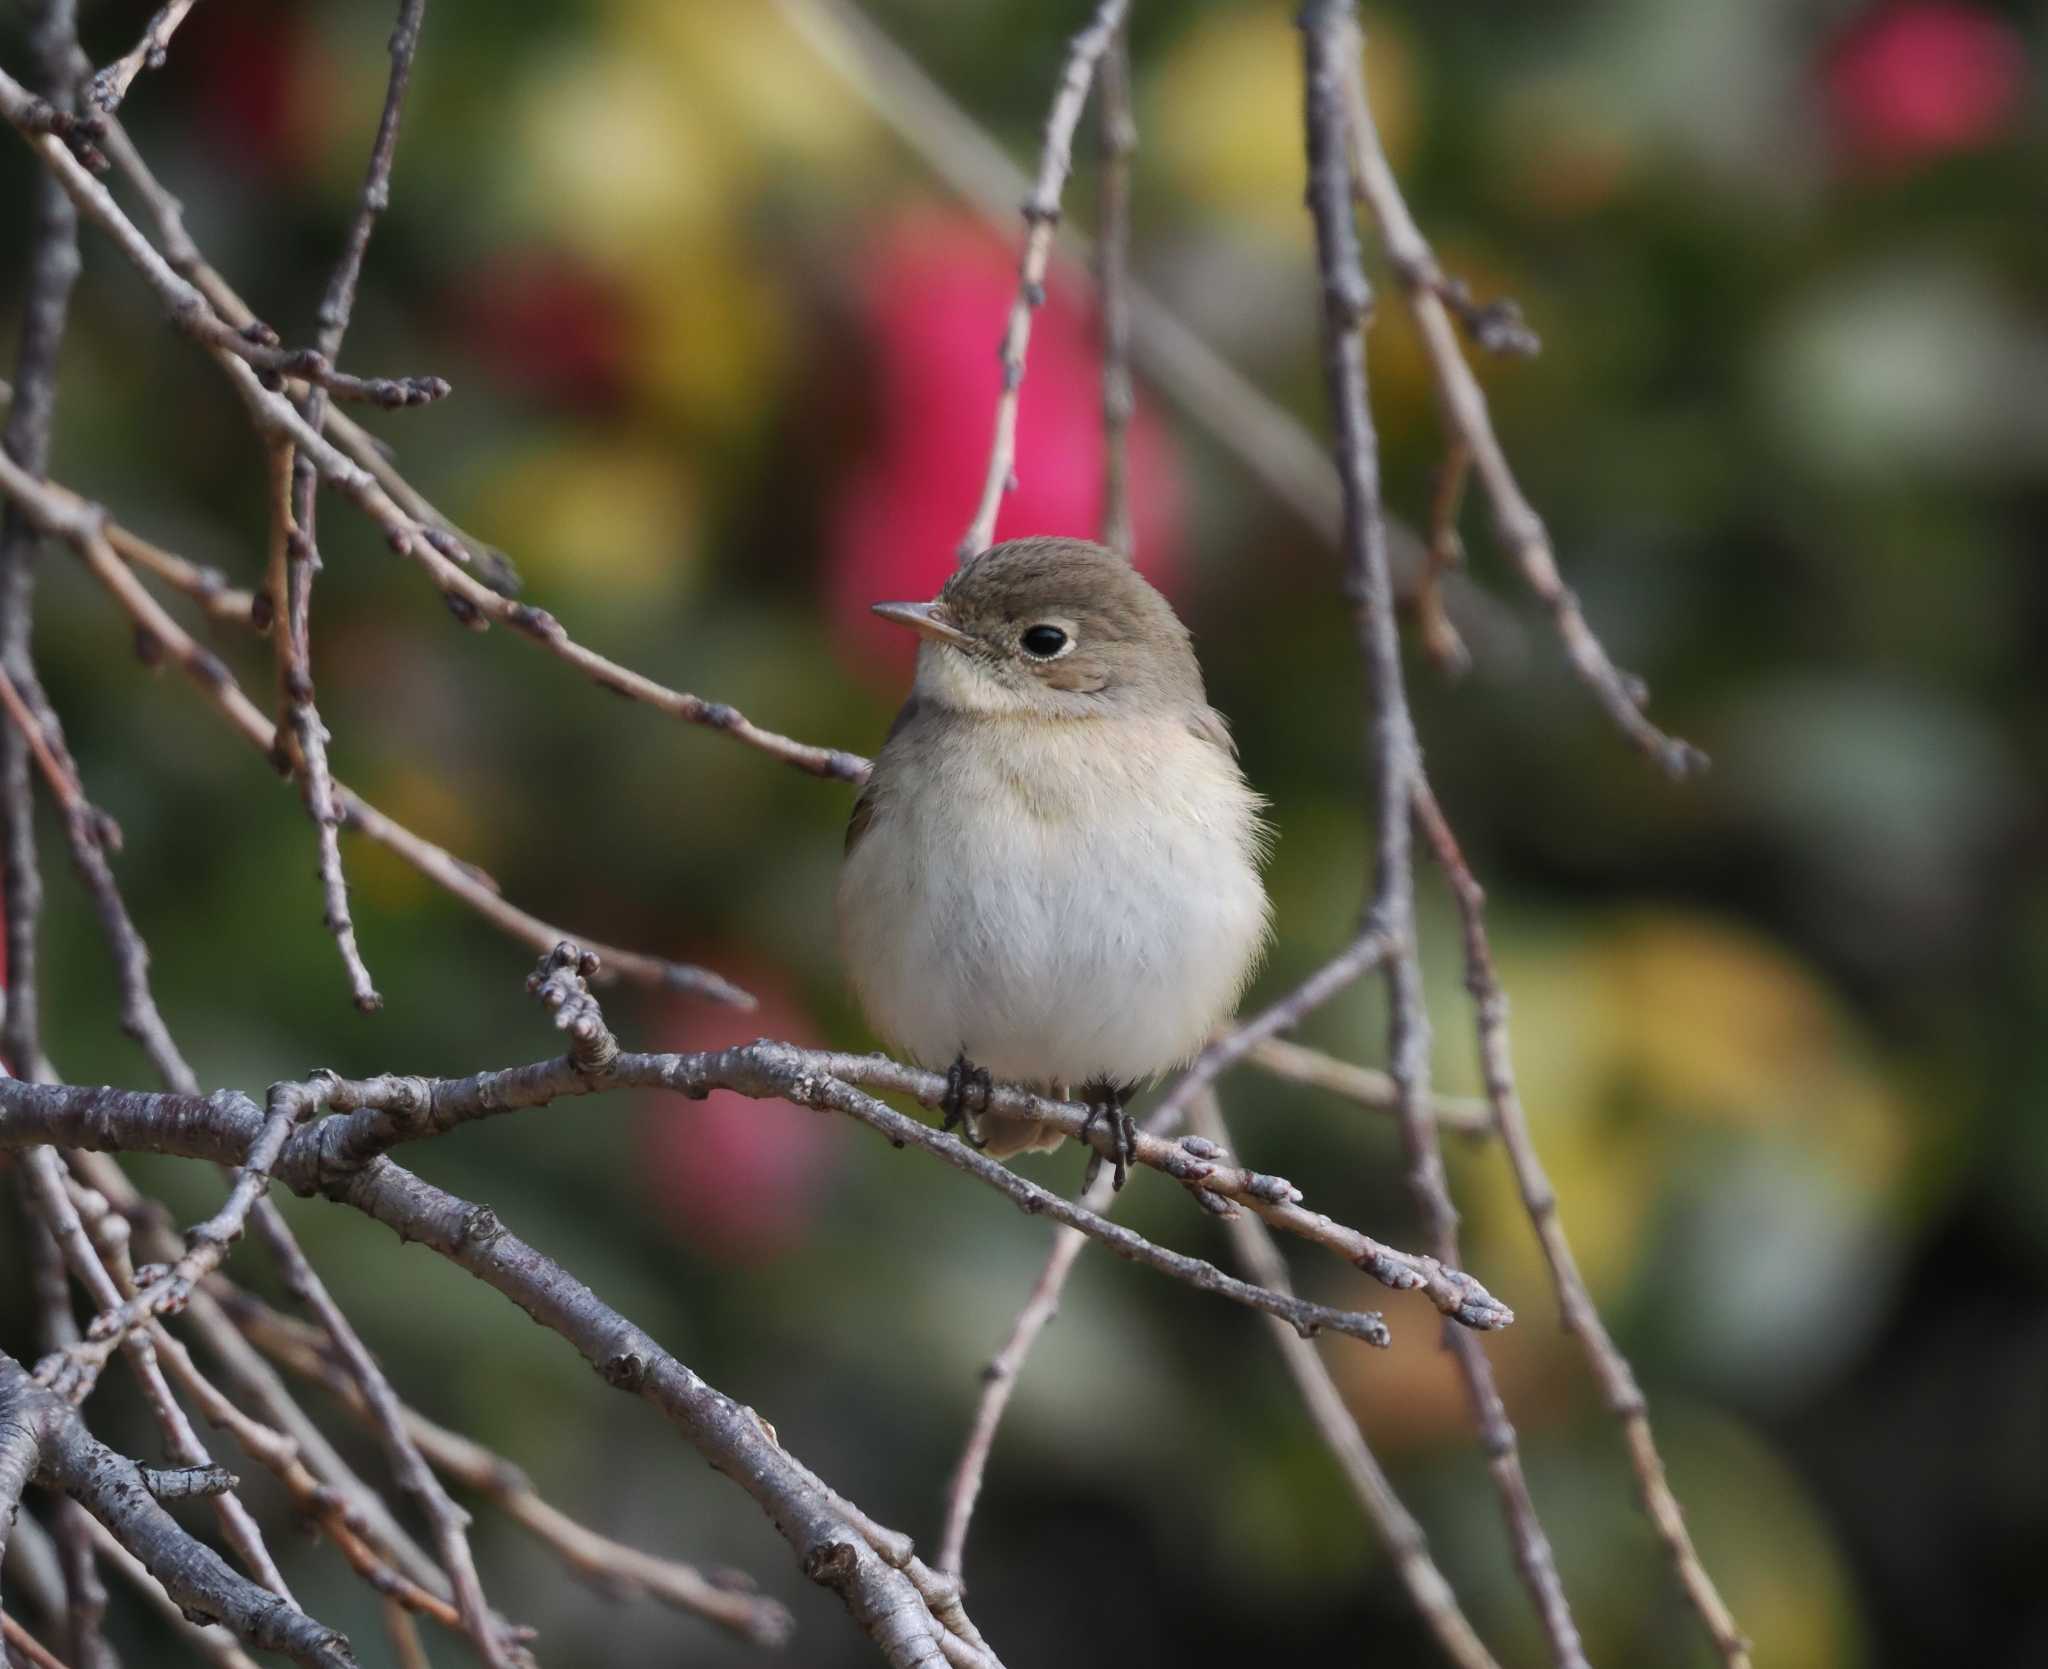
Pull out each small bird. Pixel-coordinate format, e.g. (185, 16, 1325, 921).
(837, 537, 1271, 1184)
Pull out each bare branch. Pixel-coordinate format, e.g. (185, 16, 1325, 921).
(1190, 1090, 1501, 1669)
(62, 1080, 306, 1365)
(0, 447, 753, 1006)
(1094, 20, 1136, 559)
(0, 0, 82, 1088)
(109, 518, 261, 627)
(276, 0, 428, 1014)
(0, 1079, 992, 1668)
(3, 1612, 74, 1669)
(937, 1172, 1110, 1580)
(0, 69, 854, 785)
(265, 441, 379, 1010)
(1238, 1035, 1494, 1136)
(1152, 924, 1396, 1132)
(1415, 783, 1753, 1667)
(1335, 45, 1705, 777)
(88, 116, 521, 595)
(0, 1065, 1398, 1350)
(271, 1022, 1504, 1328)
(20, 1148, 293, 1600)
(82, 1518, 261, 1669)
(61, 1146, 516, 1647)
(0, 1354, 356, 1669)
(1299, 7, 1589, 1664)
(223, 1291, 796, 1648)
(86, 0, 202, 115)
(252, 1203, 517, 1668)
(1, 649, 197, 1094)
(0, 665, 87, 820)
(956, 0, 1130, 562)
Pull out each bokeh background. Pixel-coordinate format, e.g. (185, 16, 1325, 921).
(2, 1, 2044, 1664)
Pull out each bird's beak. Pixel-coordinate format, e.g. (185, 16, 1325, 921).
(871, 600, 975, 650)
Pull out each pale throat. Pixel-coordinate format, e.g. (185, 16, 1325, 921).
(914, 642, 1059, 718)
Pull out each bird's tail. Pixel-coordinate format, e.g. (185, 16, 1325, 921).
(978, 1119, 1066, 1159)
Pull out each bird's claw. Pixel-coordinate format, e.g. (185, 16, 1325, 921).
(942, 1055, 994, 1149)
(1079, 1082, 1136, 1190)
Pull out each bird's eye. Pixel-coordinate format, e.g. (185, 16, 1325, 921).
(1020, 624, 1070, 659)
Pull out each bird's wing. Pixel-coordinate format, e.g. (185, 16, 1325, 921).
(1187, 703, 1240, 760)
(845, 696, 923, 856)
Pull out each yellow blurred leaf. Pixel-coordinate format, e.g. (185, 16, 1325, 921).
(511, 48, 726, 259)
(625, 246, 788, 433)
(1459, 908, 1911, 1306)
(1149, 3, 1417, 247)
(610, 0, 875, 173)
(466, 437, 698, 604)
(350, 763, 485, 913)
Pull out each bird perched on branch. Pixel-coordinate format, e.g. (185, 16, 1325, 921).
(838, 537, 1270, 1185)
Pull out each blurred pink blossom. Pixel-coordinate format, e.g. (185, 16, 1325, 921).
(828, 211, 1186, 683)
(1824, 3, 2027, 169)
(635, 969, 843, 1263)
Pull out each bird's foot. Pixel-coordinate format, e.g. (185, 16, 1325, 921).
(1079, 1081, 1136, 1190)
(941, 1055, 995, 1149)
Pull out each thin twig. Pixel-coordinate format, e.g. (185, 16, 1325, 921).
(19, 1148, 296, 1602)
(0, 664, 87, 817)
(61, 1080, 306, 1367)
(0, 1079, 982, 1669)
(2, 1612, 74, 1669)
(382, 1603, 432, 1669)
(1151, 925, 1395, 1132)
(1239, 1035, 1493, 1136)
(89, 114, 520, 595)
(956, 0, 1130, 562)
(252, 1204, 516, 1668)
(936, 1164, 1115, 1579)
(108, 518, 261, 626)
(1094, 19, 1136, 560)
(68, 1084, 509, 1640)
(1192, 1091, 1500, 1669)
(277, 0, 427, 1014)
(0, 1354, 352, 1668)
(1335, 45, 1703, 777)
(86, 0, 201, 115)
(1299, 8, 1590, 1665)
(1414, 783, 1752, 1667)
(0, 445, 753, 1006)
(777, 0, 1334, 548)
(2, 649, 197, 1093)
(265, 442, 379, 1009)
(19, 1200, 111, 1669)
(132, 1281, 475, 1638)
(224, 1291, 796, 1648)
(0, 71, 850, 785)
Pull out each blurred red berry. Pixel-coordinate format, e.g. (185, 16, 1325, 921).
(181, 0, 326, 181)
(453, 248, 632, 408)
(1824, 4, 2027, 170)
(828, 211, 1186, 683)
(635, 969, 842, 1263)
